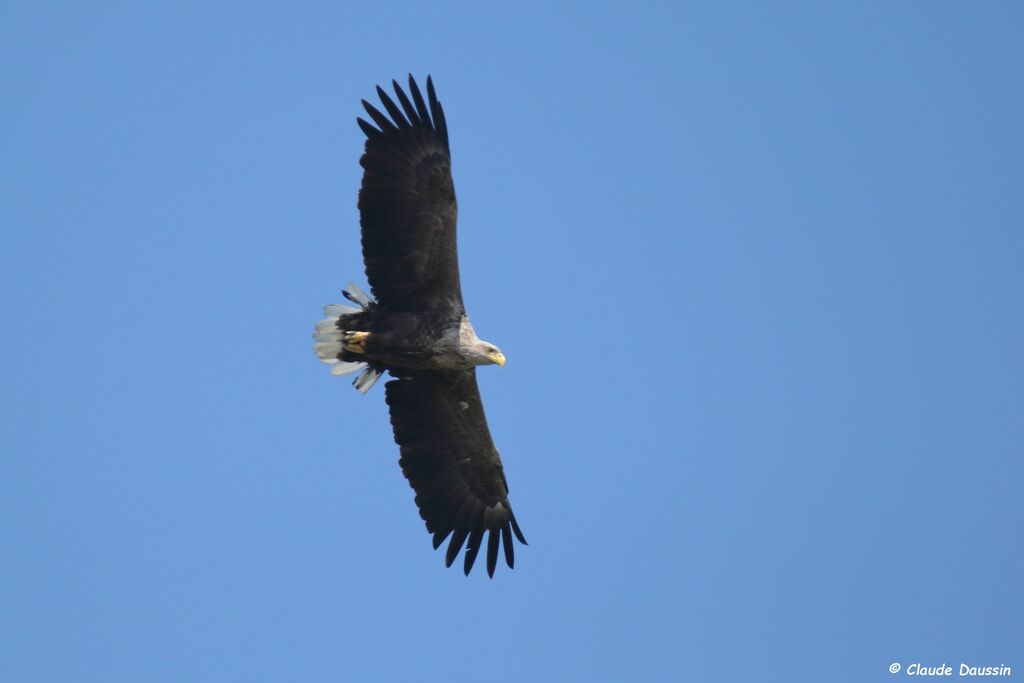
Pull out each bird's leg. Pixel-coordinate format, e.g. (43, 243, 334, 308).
(342, 330, 370, 354)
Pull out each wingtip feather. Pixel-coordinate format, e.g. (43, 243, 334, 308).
(502, 523, 515, 569)
(510, 513, 527, 545)
(463, 528, 484, 576)
(391, 79, 420, 126)
(486, 528, 500, 578)
(407, 74, 431, 127)
(432, 528, 452, 550)
(361, 99, 394, 132)
(375, 85, 409, 128)
(445, 528, 468, 568)
(357, 117, 378, 136)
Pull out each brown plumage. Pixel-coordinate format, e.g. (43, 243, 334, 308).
(314, 75, 526, 576)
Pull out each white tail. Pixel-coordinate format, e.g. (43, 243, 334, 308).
(343, 282, 372, 307)
(314, 283, 382, 393)
(353, 367, 383, 393)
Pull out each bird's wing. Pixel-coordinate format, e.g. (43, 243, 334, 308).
(385, 370, 527, 577)
(357, 75, 463, 313)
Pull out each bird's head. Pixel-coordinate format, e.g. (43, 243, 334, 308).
(473, 340, 506, 368)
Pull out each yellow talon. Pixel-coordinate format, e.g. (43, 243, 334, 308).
(344, 331, 370, 354)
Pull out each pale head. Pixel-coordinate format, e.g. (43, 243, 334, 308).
(471, 339, 506, 367)
(457, 318, 505, 367)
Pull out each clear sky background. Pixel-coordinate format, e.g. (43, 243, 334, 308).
(2, 2, 1021, 682)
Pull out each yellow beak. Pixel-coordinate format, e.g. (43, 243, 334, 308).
(490, 351, 506, 368)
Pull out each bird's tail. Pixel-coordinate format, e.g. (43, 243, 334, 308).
(314, 283, 384, 393)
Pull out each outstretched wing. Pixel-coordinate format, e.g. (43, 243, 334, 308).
(357, 75, 462, 313)
(385, 370, 527, 577)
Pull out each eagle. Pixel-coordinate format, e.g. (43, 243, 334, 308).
(314, 75, 527, 577)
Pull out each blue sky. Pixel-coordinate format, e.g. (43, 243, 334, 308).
(2, 2, 1021, 681)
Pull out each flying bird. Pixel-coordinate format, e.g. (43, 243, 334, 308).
(314, 75, 526, 577)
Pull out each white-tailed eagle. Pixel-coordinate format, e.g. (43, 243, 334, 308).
(314, 75, 526, 577)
